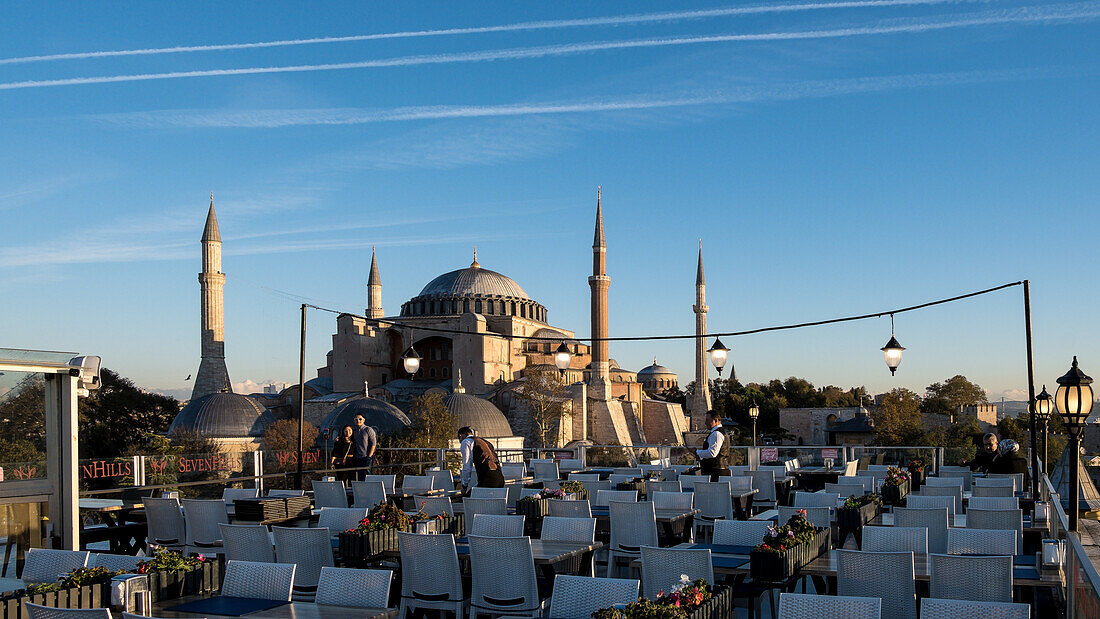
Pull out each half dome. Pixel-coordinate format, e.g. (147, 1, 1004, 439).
(322, 396, 412, 438)
(443, 392, 513, 438)
(169, 392, 270, 439)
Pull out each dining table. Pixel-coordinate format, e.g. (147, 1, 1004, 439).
(153, 593, 396, 619)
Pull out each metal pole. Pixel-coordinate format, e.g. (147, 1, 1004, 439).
(752, 419, 757, 447)
(1023, 280, 1039, 498)
(296, 304, 307, 490)
(1041, 421, 1048, 477)
(1070, 434, 1081, 532)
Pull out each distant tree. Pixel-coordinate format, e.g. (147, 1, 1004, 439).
(262, 418, 319, 453)
(872, 388, 924, 445)
(513, 371, 571, 448)
(997, 414, 1029, 447)
(0, 374, 47, 450)
(658, 385, 686, 406)
(921, 375, 988, 419)
(0, 438, 44, 465)
(79, 369, 180, 458)
(406, 393, 457, 449)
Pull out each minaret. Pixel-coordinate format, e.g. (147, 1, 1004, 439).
(454, 368, 465, 394)
(193, 193, 231, 400)
(366, 246, 383, 319)
(588, 187, 611, 399)
(690, 240, 713, 428)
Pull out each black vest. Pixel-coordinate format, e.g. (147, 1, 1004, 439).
(700, 425, 730, 474)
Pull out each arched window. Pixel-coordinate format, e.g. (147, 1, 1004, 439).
(475, 300, 482, 313)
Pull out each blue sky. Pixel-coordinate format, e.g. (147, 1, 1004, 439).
(1, 1, 1097, 402)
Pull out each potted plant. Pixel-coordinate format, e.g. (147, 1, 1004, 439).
(136, 548, 218, 602)
(749, 511, 831, 582)
(1, 567, 124, 619)
(339, 501, 444, 564)
(907, 459, 926, 490)
(559, 480, 587, 501)
(591, 577, 732, 619)
(836, 494, 882, 547)
(881, 466, 911, 506)
(516, 488, 568, 520)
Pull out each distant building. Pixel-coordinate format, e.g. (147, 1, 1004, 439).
(780, 406, 869, 445)
(959, 404, 998, 430)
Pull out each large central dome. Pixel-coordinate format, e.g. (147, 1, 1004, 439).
(418, 265, 530, 300)
(400, 257, 547, 321)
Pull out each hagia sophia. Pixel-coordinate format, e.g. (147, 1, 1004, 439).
(170, 190, 721, 450)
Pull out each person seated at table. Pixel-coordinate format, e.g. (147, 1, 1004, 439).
(988, 438, 1030, 488)
(960, 432, 999, 471)
(458, 426, 505, 493)
(696, 410, 731, 481)
(331, 424, 355, 482)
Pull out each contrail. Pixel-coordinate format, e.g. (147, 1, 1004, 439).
(95, 67, 1066, 129)
(0, 0, 990, 65)
(1, 3, 1095, 91)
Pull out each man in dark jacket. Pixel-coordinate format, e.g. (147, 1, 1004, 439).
(457, 426, 505, 493)
(988, 439, 1030, 489)
(696, 411, 731, 481)
(961, 432, 999, 472)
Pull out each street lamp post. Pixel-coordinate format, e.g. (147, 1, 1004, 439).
(748, 401, 760, 447)
(554, 342, 572, 376)
(402, 345, 422, 378)
(1034, 385, 1054, 477)
(708, 338, 730, 376)
(1054, 356, 1093, 533)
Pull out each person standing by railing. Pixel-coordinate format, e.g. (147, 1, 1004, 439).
(351, 414, 377, 480)
(331, 425, 355, 482)
(696, 410, 731, 481)
(457, 426, 505, 493)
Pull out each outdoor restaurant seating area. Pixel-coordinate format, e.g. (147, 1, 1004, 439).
(0, 451, 1078, 618)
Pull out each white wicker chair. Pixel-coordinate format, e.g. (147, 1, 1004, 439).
(693, 482, 733, 542)
(894, 507, 950, 554)
(729, 476, 754, 493)
(677, 475, 703, 492)
(360, 474, 396, 495)
(861, 526, 928, 554)
(548, 499, 592, 518)
(469, 514, 525, 537)
(143, 497, 185, 551)
(851, 475, 878, 493)
(548, 575, 639, 619)
(608, 501, 658, 578)
(639, 546, 713, 599)
(586, 480, 613, 495)
(647, 481, 682, 494)
(317, 507, 370, 537)
(968, 497, 1018, 510)
(181, 499, 228, 557)
(971, 485, 1015, 498)
(89, 553, 145, 572)
(532, 461, 559, 483)
(311, 480, 348, 509)
(568, 473, 600, 482)
(21, 549, 90, 583)
(24, 604, 111, 619)
(221, 560, 295, 601)
(826, 483, 864, 496)
(267, 489, 306, 497)
(470, 487, 508, 500)
(518, 488, 541, 501)
(651, 491, 693, 511)
(350, 480, 388, 509)
(122, 614, 198, 619)
(925, 477, 965, 489)
(938, 470, 973, 491)
(221, 488, 260, 515)
(842, 461, 860, 477)
(541, 517, 596, 543)
(779, 507, 830, 529)
(906, 495, 956, 521)
(613, 468, 642, 476)
(929, 554, 1013, 603)
(609, 474, 636, 486)
(272, 526, 334, 598)
(560, 458, 585, 473)
(428, 469, 455, 492)
(919, 596, 1028, 618)
(315, 566, 393, 608)
(462, 497, 507, 518)
(966, 509, 1023, 554)
(501, 463, 527, 480)
(793, 492, 841, 508)
(594, 490, 637, 507)
(916, 487, 962, 515)
(837, 550, 916, 619)
(713, 520, 772, 547)
(778, 593, 881, 619)
(397, 532, 466, 618)
(980, 474, 1022, 493)
(219, 524, 275, 563)
(750, 470, 778, 510)
(468, 535, 542, 618)
(400, 476, 435, 496)
(414, 495, 454, 517)
(946, 529, 1016, 556)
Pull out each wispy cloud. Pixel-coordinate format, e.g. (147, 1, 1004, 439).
(95, 66, 1073, 130)
(0, 0, 989, 66)
(2, 3, 1096, 91)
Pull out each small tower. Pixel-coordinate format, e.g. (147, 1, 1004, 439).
(690, 241, 713, 428)
(588, 187, 611, 399)
(366, 246, 383, 319)
(193, 193, 232, 400)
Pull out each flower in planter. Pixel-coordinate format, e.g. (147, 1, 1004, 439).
(883, 466, 909, 487)
(841, 493, 882, 509)
(137, 548, 203, 574)
(559, 480, 585, 495)
(755, 512, 818, 552)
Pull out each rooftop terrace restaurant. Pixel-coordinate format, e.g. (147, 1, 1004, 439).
(2, 351, 1098, 618)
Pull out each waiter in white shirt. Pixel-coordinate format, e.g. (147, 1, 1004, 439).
(457, 426, 505, 494)
(695, 410, 731, 481)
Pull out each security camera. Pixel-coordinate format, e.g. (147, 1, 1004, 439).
(68, 356, 102, 392)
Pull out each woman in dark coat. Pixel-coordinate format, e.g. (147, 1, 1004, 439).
(331, 425, 355, 482)
(987, 438, 1030, 489)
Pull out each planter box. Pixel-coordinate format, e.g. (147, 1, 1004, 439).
(615, 480, 646, 495)
(234, 496, 312, 522)
(749, 529, 831, 582)
(908, 468, 927, 491)
(339, 529, 400, 564)
(1, 583, 112, 619)
(146, 560, 220, 602)
(881, 480, 910, 506)
(437, 513, 463, 536)
(516, 498, 551, 521)
(837, 502, 881, 548)
(685, 585, 732, 619)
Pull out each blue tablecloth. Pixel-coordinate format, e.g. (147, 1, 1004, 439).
(168, 596, 290, 617)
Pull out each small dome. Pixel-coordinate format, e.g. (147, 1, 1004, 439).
(169, 392, 270, 439)
(443, 392, 513, 438)
(323, 397, 412, 438)
(639, 360, 676, 377)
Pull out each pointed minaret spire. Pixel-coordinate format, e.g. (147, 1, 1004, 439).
(202, 192, 221, 243)
(367, 246, 383, 319)
(593, 186, 605, 248)
(696, 239, 705, 286)
(454, 368, 465, 394)
(690, 240, 713, 428)
(471, 246, 480, 269)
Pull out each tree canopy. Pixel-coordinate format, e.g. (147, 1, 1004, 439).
(921, 375, 988, 417)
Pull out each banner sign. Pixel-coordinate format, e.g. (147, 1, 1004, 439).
(821, 448, 840, 460)
(760, 447, 779, 462)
